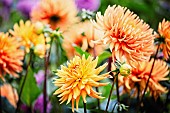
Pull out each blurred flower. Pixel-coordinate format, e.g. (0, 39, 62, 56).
(0, 83, 18, 107)
(158, 19, 170, 60)
(75, 0, 100, 11)
(34, 94, 52, 113)
(0, 32, 24, 79)
(117, 59, 169, 99)
(31, 0, 79, 31)
(9, 20, 46, 58)
(63, 21, 106, 59)
(0, 0, 13, 21)
(16, 0, 38, 18)
(91, 5, 155, 67)
(53, 55, 109, 112)
(35, 70, 45, 85)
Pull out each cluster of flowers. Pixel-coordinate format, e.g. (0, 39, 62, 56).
(0, 0, 170, 112)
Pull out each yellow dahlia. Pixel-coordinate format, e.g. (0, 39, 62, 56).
(0, 33, 24, 79)
(31, 0, 79, 31)
(9, 20, 46, 58)
(0, 83, 18, 108)
(117, 59, 169, 99)
(158, 19, 170, 60)
(53, 55, 109, 112)
(91, 5, 155, 66)
(63, 21, 106, 59)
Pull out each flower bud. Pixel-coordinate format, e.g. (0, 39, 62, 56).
(119, 63, 131, 76)
(34, 22, 44, 34)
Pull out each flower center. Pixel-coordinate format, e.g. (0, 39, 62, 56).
(50, 15, 60, 23)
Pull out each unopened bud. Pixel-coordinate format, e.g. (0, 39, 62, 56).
(119, 63, 131, 76)
(34, 22, 44, 34)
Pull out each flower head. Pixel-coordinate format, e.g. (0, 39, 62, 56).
(16, 0, 38, 18)
(91, 5, 155, 66)
(158, 19, 170, 60)
(0, 83, 18, 107)
(31, 0, 79, 31)
(75, 0, 100, 11)
(117, 59, 169, 99)
(63, 21, 106, 59)
(0, 33, 24, 78)
(53, 55, 108, 112)
(9, 20, 46, 58)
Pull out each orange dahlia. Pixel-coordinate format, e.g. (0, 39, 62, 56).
(91, 5, 155, 66)
(0, 33, 24, 79)
(31, 0, 79, 31)
(0, 83, 18, 108)
(158, 19, 170, 60)
(63, 21, 106, 59)
(53, 55, 109, 112)
(117, 59, 169, 99)
(9, 20, 46, 58)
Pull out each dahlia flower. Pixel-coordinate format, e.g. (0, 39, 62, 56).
(62, 21, 106, 59)
(117, 59, 169, 99)
(53, 55, 109, 112)
(91, 5, 155, 66)
(0, 33, 24, 78)
(0, 83, 18, 107)
(9, 20, 46, 58)
(158, 19, 170, 60)
(31, 0, 79, 31)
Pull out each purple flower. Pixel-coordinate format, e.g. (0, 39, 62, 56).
(0, 0, 13, 21)
(1, 0, 13, 7)
(35, 70, 45, 86)
(34, 94, 52, 113)
(75, 0, 100, 11)
(16, 0, 38, 18)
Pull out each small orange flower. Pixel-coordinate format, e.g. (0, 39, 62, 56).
(158, 19, 170, 60)
(9, 20, 46, 58)
(53, 55, 109, 112)
(0, 33, 24, 78)
(63, 21, 106, 59)
(117, 59, 169, 99)
(0, 83, 18, 108)
(31, 0, 79, 31)
(91, 5, 155, 66)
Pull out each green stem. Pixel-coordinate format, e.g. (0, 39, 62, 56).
(105, 71, 119, 113)
(140, 44, 160, 105)
(15, 51, 33, 113)
(116, 75, 120, 112)
(43, 37, 53, 113)
(83, 102, 87, 113)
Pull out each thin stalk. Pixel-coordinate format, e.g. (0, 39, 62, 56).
(105, 72, 119, 113)
(83, 102, 87, 113)
(116, 75, 120, 112)
(95, 87, 100, 110)
(15, 51, 33, 113)
(43, 37, 53, 113)
(140, 45, 160, 104)
(0, 83, 2, 113)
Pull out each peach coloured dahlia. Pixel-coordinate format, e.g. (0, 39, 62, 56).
(0, 83, 18, 107)
(31, 0, 79, 31)
(0, 33, 24, 79)
(53, 55, 109, 112)
(91, 5, 155, 66)
(158, 19, 170, 60)
(63, 21, 106, 59)
(9, 20, 46, 58)
(117, 59, 169, 99)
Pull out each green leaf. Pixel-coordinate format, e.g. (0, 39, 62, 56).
(20, 67, 41, 106)
(74, 46, 90, 59)
(98, 51, 112, 65)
